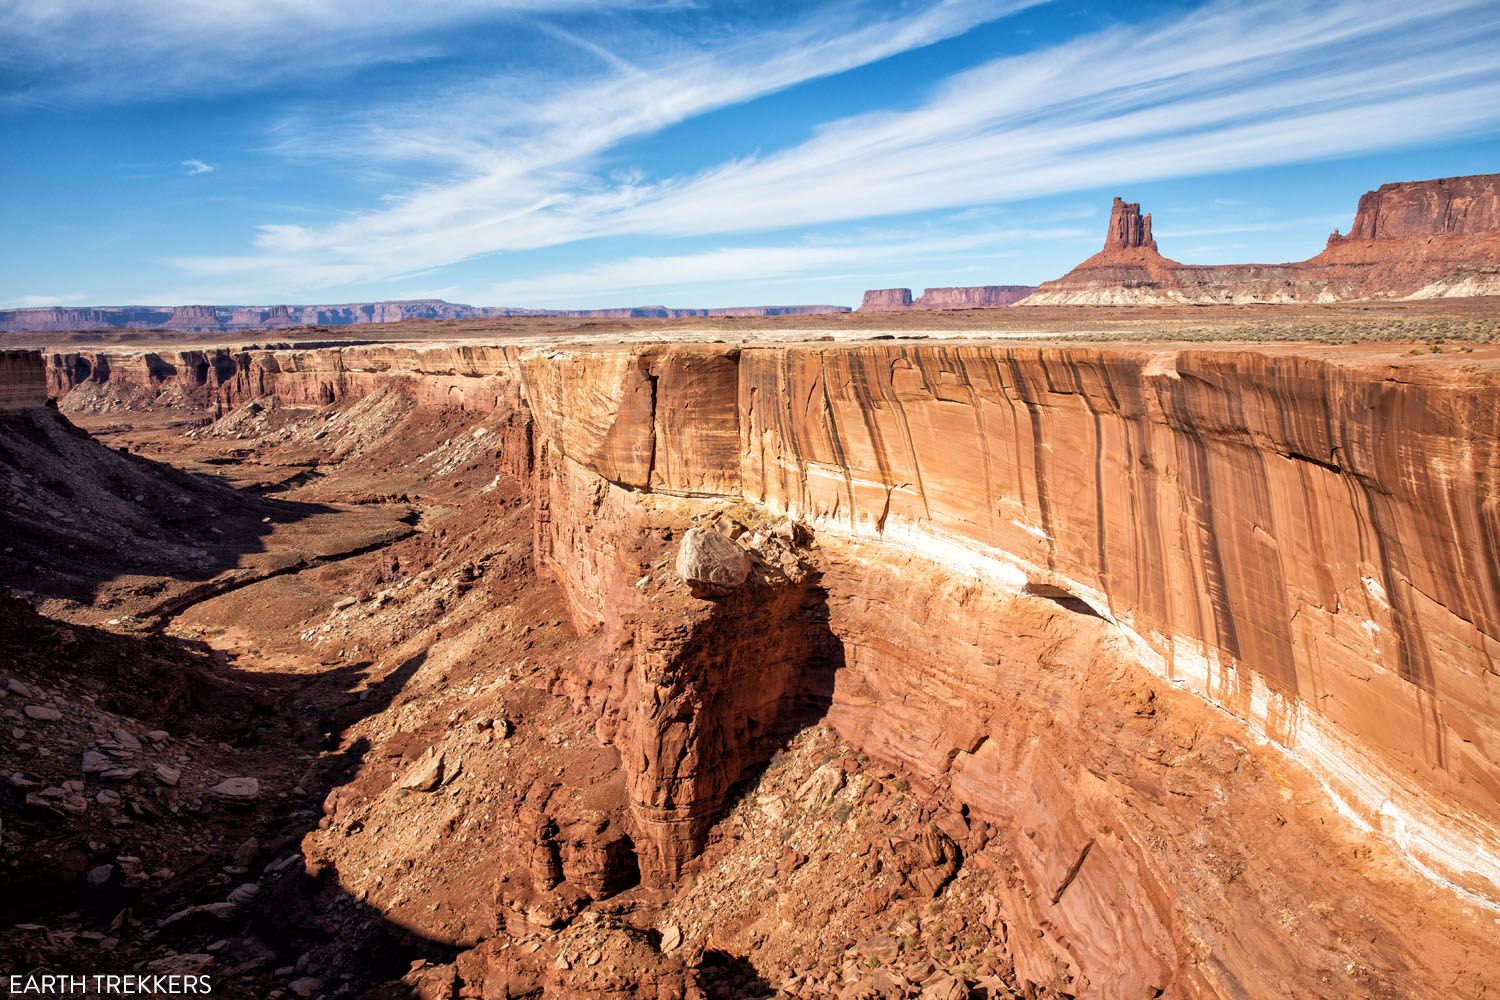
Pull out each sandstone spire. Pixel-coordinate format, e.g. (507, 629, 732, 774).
(1104, 196, 1157, 251)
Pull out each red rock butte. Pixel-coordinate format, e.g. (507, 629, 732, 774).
(1025, 171, 1500, 304)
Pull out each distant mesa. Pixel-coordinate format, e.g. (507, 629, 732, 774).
(859, 288, 914, 311)
(529, 303, 850, 320)
(859, 285, 1036, 311)
(0, 299, 850, 334)
(1023, 171, 1500, 305)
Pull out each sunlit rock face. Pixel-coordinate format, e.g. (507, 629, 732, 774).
(1337, 173, 1500, 240)
(735, 343, 1500, 878)
(520, 339, 1500, 995)
(47, 344, 526, 416)
(859, 287, 916, 311)
(1025, 172, 1500, 304)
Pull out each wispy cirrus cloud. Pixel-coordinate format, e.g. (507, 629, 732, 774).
(180, 159, 216, 175)
(169, 0, 1500, 300)
(0, 0, 690, 106)
(614, 0, 1500, 238)
(266, 0, 1038, 172)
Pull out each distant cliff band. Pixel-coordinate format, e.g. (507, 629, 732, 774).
(0, 300, 851, 334)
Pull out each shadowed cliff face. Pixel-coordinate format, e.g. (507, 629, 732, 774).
(1, 350, 49, 409)
(531, 435, 842, 885)
(521, 340, 1500, 995)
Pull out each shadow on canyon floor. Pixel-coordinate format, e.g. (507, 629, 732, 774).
(0, 407, 411, 612)
(0, 600, 453, 997)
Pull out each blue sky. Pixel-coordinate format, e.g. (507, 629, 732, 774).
(3, 0, 1499, 310)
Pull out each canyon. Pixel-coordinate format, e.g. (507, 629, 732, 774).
(1026, 173, 1500, 305)
(2, 316, 1498, 999)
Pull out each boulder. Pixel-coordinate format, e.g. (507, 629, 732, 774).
(674, 528, 750, 596)
(207, 776, 260, 803)
(400, 751, 445, 793)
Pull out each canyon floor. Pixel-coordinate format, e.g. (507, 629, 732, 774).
(3, 309, 1500, 999)
(2, 368, 1024, 999)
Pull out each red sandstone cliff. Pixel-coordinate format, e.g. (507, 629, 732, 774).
(1027, 172, 1500, 304)
(1104, 195, 1156, 251)
(519, 340, 1500, 997)
(859, 288, 915, 311)
(1336, 173, 1500, 240)
(46, 344, 524, 418)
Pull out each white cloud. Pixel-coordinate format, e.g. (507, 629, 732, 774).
(171, 0, 1500, 298)
(181, 159, 216, 175)
(607, 0, 1500, 236)
(4, 293, 89, 308)
(267, 0, 1036, 172)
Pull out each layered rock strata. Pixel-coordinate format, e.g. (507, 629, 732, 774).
(0, 350, 47, 410)
(1339, 173, 1500, 240)
(519, 342, 1500, 986)
(859, 288, 915, 311)
(1026, 172, 1500, 304)
(48, 344, 524, 417)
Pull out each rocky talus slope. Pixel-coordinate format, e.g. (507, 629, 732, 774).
(1026, 173, 1500, 304)
(10, 340, 1500, 998)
